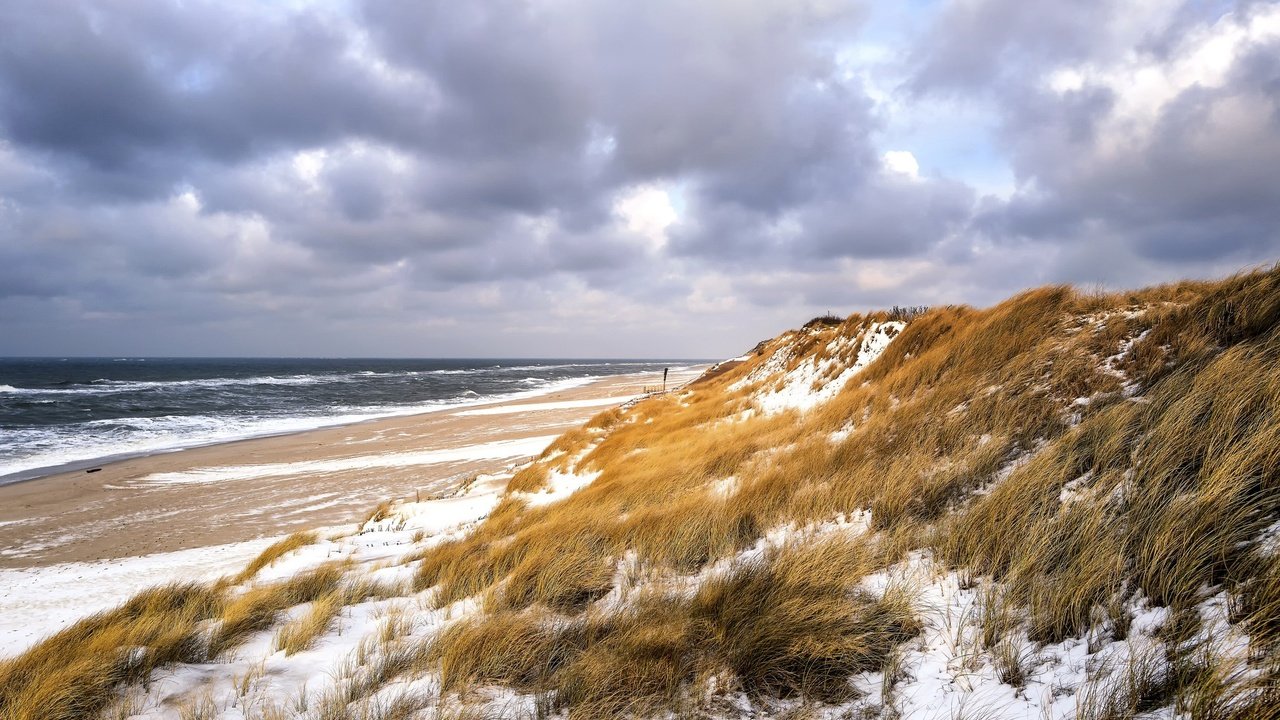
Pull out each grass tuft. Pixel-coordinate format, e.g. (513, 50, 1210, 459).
(0, 582, 223, 720)
(235, 531, 318, 582)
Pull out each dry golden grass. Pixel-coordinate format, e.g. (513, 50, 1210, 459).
(487, 525, 617, 613)
(935, 306, 1280, 647)
(235, 530, 318, 582)
(3, 561, 360, 719)
(538, 427, 592, 463)
(0, 582, 222, 720)
(429, 537, 917, 717)
(209, 563, 346, 658)
(1076, 645, 1178, 720)
(273, 588, 346, 655)
(505, 463, 549, 493)
(430, 610, 565, 690)
(1237, 553, 1280, 658)
(407, 265, 1280, 714)
(361, 501, 394, 527)
(687, 538, 918, 702)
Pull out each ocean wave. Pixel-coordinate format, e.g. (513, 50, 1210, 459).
(87, 374, 348, 390)
(0, 373, 602, 483)
(9, 373, 381, 395)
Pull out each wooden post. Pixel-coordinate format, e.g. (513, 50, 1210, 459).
(663, 367, 669, 393)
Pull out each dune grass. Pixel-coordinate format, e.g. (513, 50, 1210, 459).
(0, 583, 223, 720)
(406, 265, 1280, 715)
(0, 558, 355, 720)
(208, 562, 346, 658)
(235, 530, 319, 582)
(430, 538, 918, 717)
(273, 588, 347, 655)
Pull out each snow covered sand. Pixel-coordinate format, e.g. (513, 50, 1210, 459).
(0, 466, 526, 660)
(453, 395, 638, 416)
(0, 537, 277, 657)
(137, 436, 560, 486)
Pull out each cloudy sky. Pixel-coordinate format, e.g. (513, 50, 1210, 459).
(1, 0, 1278, 358)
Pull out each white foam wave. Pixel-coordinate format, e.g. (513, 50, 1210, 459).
(4, 364, 668, 397)
(87, 374, 351, 391)
(3, 372, 413, 396)
(0, 375, 599, 482)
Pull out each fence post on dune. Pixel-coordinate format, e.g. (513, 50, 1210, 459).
(663, 367, 668, 393)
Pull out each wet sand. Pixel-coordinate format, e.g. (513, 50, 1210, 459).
(0, 368, 705, 568)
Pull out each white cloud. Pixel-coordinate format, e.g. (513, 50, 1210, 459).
(1047, 4, 1280, 150)
(882, 150, 921, 179)
(291, 149, 328, 192)
(614, 184, 678, 251)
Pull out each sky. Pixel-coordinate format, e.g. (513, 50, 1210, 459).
(1, 0, 1278, 359)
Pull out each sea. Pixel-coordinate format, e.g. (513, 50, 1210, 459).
(0, 358, 695, 485)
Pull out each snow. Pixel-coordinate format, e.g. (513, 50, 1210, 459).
(511, 468, 602, 507)
(138, 435, 557, 485)
(729, 335, 797, 392)
(1059, 471, 1095, 504)
(1258, 519, 1280, 554)
(40, 454, 537, 719)
(753, 321, 905, 414)
(453, 395, 639, 416)
(857, 555, 1089, 719)
(0, 518, 39, 527)
(0, 537, 279, 658)
(708, 475, 739, 497)
(828, 422, 855, 443)
(359, 472, 514, 539)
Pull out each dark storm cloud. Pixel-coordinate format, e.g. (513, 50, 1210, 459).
(0, 2, 430, 166)
(968, 35, 1280, 271)
(2, 0, 1279, 357)
(0, 1, 430, 199)
(905, 0, 1280, 293)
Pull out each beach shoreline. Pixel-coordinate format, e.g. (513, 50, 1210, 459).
(0, 366, 706, 569)
(0, 374, 610, 487)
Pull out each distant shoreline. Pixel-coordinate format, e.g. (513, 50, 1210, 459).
(0, 375, 602, 488)
(0, 358, 712, 487)
(0, 366, 708, 569)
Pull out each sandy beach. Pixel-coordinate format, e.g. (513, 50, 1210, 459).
(0, 367, 705, 569)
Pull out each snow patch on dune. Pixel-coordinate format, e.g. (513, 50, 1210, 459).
(359, 472, 515, 539)
(517, 468, 602, 507)
(754, 321, 904, 414)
